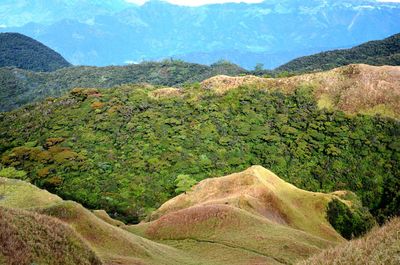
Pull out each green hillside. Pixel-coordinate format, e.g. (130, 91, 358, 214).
(277, 33, 400, 73)
(0, 60, 245, 112)
(0, 81, 398, 224)
(0, 33, 71, 72)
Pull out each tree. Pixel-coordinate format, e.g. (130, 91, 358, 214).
(174, 174, 197, 194)
(254, 63, 264, 72)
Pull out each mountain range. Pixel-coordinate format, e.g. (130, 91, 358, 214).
(1, 32, 400, 112)
(1, 0, 400, 69)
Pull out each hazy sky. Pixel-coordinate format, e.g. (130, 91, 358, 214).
(124, 0, 400, 5)
(125, 0, 264, 6)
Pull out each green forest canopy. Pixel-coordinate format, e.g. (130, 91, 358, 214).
(0, 84, 398, 223)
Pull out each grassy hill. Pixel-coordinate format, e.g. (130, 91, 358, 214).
(299, 217, 400, 265)
(0, 167, 375, 265)
(202, 64, 400, 119)
(0, 60, 246, 112)
(0, 33, 71, 72)
(0, 206, 102, 265)
(277, 33, 400, 73)
(0, 177, 206, 265)
(128, 166, 353, 264)
(0, 65, 398, 225)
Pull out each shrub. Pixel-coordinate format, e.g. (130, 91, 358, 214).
(175, 175, 197, 194)
(327, 198, 375, 239)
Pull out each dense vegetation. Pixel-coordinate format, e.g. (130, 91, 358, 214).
(0, 33, 71, 72)
(0, 84, 398, 223)
(277, 33, 400, 73)
(327, 198, 375, 239)
(0, 60, 245, 112)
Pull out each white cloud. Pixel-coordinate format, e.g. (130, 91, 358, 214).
(125, 0, 264, 6)
(125, 0, 148, 4)
(377, 0, 400, 2)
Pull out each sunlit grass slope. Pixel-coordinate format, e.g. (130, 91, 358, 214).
(127, 166, 350, 264)
(0, 177, 203, 265)
(299, 217, 400, 265)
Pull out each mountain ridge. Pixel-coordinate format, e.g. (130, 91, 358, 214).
(277, 33, 400, 73)
(0, 32, 71, 72)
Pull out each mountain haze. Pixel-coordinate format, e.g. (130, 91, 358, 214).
(1, 0, 399, 68)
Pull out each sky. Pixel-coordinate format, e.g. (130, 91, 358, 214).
(125, 0, 264, 6)
(124, 0, 400, 5)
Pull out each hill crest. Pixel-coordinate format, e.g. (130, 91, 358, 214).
(0, 32, 71, 72)
(201, 64, 400, 119)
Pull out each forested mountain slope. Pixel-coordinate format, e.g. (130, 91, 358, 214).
(277, 33, 400, 73)
(0, 72, 398, 224)
(0, 60, 245, 111)
(0, 33, 71, 72)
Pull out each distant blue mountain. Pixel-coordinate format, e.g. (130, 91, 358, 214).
(1, 0, 399, 69)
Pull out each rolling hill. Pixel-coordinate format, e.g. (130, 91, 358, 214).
(0, 166, 376, 264)
(0, 65, 398, 225)
(202, 64, 400, 119)
(0, 60, 245, 112)
(128, 166, 352, 264)
(0, 33, 71, 72)
(276, 33, 400, 73)
(0, 177, 202, 265)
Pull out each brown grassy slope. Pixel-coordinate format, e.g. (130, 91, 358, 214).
(127, 166, 348, 265)
(201, 64, 400, 118)
(0, 177, 204, 265)
(39, 201, 199, 265)
(149, 165, 345, 242)
(92, 209, 125, 227)
(298, 217, 400, 265)
(0, 206, 102, 265)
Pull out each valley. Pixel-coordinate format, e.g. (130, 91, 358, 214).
(0, 12, 399, 264)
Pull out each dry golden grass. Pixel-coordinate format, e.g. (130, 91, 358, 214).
(149, 165, 345, 242)
(92, 209, 124, 227)
(0, 206, 102, 265)
(125, 166, 354, 264)
(0, 178, 205, 265)
(200, 64, 400, 118)
(149, 87, 182, 99)
(298, 217, 400, 265)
